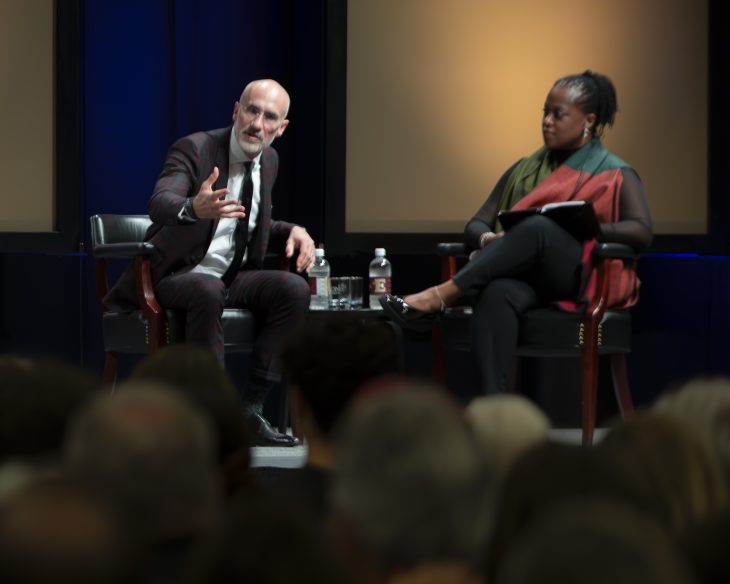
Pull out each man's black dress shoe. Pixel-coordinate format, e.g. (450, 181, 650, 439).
(379, 294, 441, 332)
(247, 412, 300, 447)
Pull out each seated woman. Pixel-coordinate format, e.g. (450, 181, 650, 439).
(381, 70, 652, 395)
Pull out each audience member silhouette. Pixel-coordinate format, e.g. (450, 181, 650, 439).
(252, 313, 403, 519)
(485, 439, 663, 581)
(597, 412, 728, 534)
(130, 345, 255, 496)
(652, 376, 730, 488)
(494, 498, 697, 584)
(464, 393, 550, 482)
(0, 476, 136, 584)
(0, 355, 101, 466)
(186, 495, 350, 584)
(64, 383, 221, 584)
(332, 382, 490, 584)
(678, 505, 730, 584)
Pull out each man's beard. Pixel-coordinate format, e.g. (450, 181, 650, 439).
(238, 133, 265, 157)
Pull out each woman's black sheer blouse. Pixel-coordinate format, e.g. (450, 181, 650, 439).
(463, 159, 653, 252)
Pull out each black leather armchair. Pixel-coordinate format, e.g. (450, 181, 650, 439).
(90, 213, 291, 433)
(432, 242, 637, 446)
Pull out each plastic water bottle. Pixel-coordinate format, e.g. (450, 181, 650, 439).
(369, 248, 392, 309)
(308, 247, 330, 310)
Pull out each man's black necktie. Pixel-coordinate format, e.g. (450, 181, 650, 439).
(221, 160, 253, 286)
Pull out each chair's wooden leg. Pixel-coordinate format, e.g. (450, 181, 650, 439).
(432, 323, 447, 385)
(610, 353, 634, 417)
(102, 351, 118, 390)
(580, 324, 599, 447)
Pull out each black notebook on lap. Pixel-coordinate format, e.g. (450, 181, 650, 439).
(497, 200, 600, 241)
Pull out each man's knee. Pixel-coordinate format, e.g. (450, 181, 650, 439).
(259, 272, 311, 314)
(280, 273, 311, 311)
(157, 274, 226, 313)
(188, 277, 226, 313)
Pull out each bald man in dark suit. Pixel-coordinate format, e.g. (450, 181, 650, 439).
(105, 80, 314, 446)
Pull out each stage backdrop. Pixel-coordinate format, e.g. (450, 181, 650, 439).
(0, 0, 55, 232)
(345, 0, 708, 236)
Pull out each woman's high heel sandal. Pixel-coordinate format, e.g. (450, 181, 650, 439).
(433, 286, 447, 312)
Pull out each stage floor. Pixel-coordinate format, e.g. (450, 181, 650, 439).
(249, 428, 608, 469)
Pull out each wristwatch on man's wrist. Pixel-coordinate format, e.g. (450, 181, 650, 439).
(178, 198, 199, 223)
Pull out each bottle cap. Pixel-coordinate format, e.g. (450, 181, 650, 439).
(315, 248, 325, 257)
(374, 247, 386, 256)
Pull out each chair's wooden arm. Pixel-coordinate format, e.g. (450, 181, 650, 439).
(95, 259, 112, 308)
(93, 242, 158, 311)
(593, 243, 639, 304)
(92, 241, 157, 259)
(436, 242, 467, 256)
(92, 234, 164, 350)
(587, 242, 639, 326)
(133, 254, 165, 351)
(436, 242, 467, 281)
(594, 242, 638, 260)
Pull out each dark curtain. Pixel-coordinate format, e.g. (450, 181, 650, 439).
(83, 0, 325, 236)
(78, 0, 326, 372)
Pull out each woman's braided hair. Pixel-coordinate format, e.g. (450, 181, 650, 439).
(554, 70, 618, 136)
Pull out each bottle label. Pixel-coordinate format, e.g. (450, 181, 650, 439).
(369, 277, 392, 294)
(309, 276, 330, 296)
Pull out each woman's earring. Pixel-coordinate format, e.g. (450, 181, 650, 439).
(583, 127, 590, 138)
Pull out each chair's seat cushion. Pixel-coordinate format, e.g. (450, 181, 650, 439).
(102, 308, 255, 353)
(219, 309, 256, 352)
(438, 307, 631, 357)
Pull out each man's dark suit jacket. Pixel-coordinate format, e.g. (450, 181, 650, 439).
(104, 126, 295, 311)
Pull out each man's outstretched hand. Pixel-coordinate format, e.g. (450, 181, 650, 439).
(192, 166, 245, 219)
